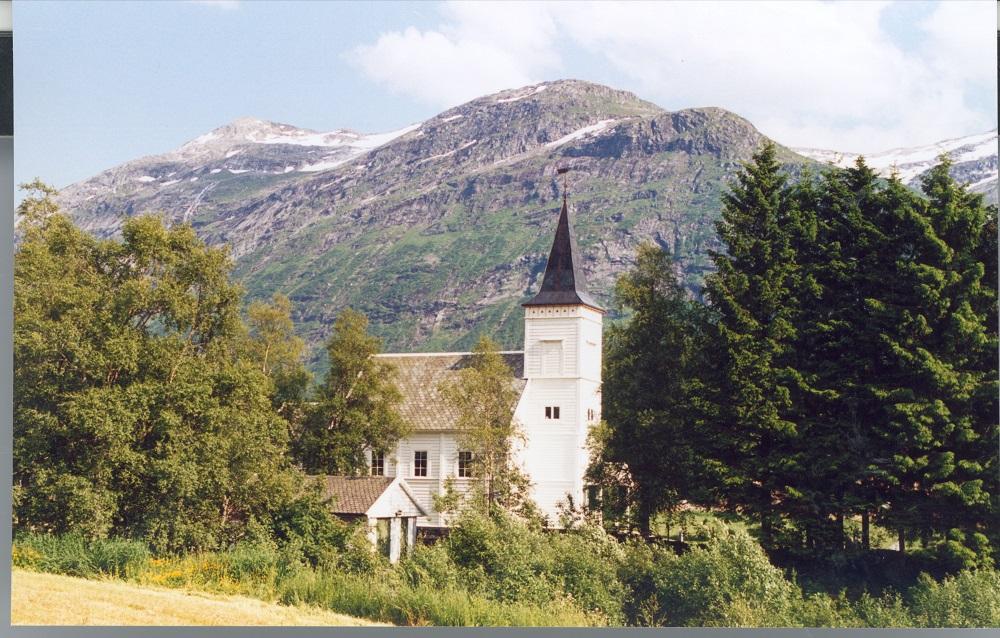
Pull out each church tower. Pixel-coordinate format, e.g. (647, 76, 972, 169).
(515, 192, 604, 524)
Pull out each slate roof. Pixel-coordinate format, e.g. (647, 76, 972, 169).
(316, 476, 395, 514)
(523, 195, 603, 311)
(376, 352, 526, 431)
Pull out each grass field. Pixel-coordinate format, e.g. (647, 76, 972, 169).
(10, 569, 387, 626)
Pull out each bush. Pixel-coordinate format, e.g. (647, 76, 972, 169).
(444, 510, 554, 605)
(852, 591, 913, 627)
(402, 542, 463, 589)
(546, 525, 627, 622)
(13, 532, 97, 577)
(223, 542, 279, 584)
(335, 526, 391, 575)
(277, 567, 599, 626)
(907, 569, 1000, 627)
(640, 527, 801, 626)
(270, 493, 351, 568)
(914, 530, 994, 575)
(88, 537, 150, 579)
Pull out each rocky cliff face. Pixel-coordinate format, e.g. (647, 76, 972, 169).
(56, 80, 808, 363)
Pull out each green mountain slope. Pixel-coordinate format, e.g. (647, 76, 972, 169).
(57, 80, 809, 365)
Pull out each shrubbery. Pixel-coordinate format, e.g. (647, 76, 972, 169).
(12, 518, 1000, 627)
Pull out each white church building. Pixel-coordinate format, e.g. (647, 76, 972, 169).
(364, 194, 604, 529)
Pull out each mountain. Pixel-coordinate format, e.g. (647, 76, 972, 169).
(793, 129, 999, 204)
(56, 80, 806, 364)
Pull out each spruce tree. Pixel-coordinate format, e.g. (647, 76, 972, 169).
(704, 142, 803, 548)
(601, 243, 723, 536)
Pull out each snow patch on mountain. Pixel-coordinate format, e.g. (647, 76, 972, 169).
(417, 140, 478, 165)
(352, 123, 422, 150)
(496, 84, 547, 104)
(546, 119, 619, 148)
(794, 129, 998, 185)
(299, 158, 353, 173)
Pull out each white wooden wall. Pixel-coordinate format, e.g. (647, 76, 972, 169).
(386, 432, 475, 527)
(377, 303, 603, 529)
(517, 304, 603, 525)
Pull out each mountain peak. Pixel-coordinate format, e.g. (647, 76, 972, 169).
(452, 79, 664, 119)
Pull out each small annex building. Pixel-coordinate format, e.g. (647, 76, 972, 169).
(317, 475, 427, 563)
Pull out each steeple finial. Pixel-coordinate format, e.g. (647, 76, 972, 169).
(557, 166, 570, 204)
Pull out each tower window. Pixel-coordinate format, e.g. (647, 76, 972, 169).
(541, 340, 563, 375)
(458, 451, 473, 477)
(545, 406, 561, 420)
(587, 408, 595, 422)
(413, 451, 428, 477)
(370, 451, 385, 476)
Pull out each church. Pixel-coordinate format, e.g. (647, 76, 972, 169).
(327, 192, 603, 546)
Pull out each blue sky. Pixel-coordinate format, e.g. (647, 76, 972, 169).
(15, 1, 998, 191)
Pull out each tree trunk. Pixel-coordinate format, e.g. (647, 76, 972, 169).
(898, 528, 906, 553)
(637, 500, 653, 538)
(862, 512, 870, 551)
(835, 511, 845, 550)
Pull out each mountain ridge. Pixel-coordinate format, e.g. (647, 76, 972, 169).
(55, 79, 993, 365)
(793, 129, 998, 201)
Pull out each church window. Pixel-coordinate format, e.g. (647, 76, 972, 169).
(587, 408, 595, 422)
(458, 451, 473, 477)
(370, 451, 385, 476)
(545, 406, 560, 420)
(413, 451, 428, 477)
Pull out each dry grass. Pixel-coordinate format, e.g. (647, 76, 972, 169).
(11, 569, 388, 626)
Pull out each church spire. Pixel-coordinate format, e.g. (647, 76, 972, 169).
(523, 188, 603, 311)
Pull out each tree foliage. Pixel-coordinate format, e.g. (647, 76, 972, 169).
(292, 308, 408, 475)
(601, 147, 997, 566)
(439, 336, 533, 518)
(14, 184, 306, 551)
(599, 243, 724, 534)
(703, 142, 804, 548)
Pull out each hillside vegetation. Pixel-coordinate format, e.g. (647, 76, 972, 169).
(12, 519, 1000, 627)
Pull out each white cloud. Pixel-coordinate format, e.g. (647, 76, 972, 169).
(348, 3, 560, 107)
(348, 1, 997, 152)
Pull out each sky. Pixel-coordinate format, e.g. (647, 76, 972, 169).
(14, 0, 998, 191)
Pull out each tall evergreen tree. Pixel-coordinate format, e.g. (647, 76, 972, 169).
(797, 158, 997, 556)
(600, 243, 723, 536)
(703, 142, 803, 548)
(885, 160, 997, 550)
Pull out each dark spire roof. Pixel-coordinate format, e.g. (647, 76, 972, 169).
(523, 194, 603, 311)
